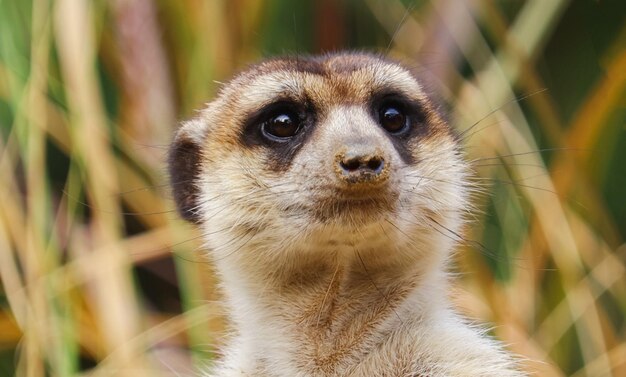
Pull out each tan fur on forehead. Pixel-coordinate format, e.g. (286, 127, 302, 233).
(218, 53, 425, 109)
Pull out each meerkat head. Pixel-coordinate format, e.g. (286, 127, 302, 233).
(169, 52, 469, 270)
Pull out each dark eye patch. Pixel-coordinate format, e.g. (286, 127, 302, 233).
(378, 101, 409, 134)
(369, 91, 430, 164)
(260, 108, 302, 141)
(241, 99, 317, 172)
(370, 92, 427, 133)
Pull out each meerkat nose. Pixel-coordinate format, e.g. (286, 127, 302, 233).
(339, 152, 384, 174)
(335, 147, 389, 184)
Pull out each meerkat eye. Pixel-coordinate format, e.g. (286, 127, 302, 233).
(378, 103, 409, 134)
(261, 111, 301, 140)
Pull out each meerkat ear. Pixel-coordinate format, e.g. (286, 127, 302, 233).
(168, 118, 206, 223)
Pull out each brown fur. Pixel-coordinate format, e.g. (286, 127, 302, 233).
(169, 52, 526, 376)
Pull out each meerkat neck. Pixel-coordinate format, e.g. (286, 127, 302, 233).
(216, 244, 449, 362)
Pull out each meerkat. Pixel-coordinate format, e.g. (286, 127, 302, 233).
(168, 52, 526, 376)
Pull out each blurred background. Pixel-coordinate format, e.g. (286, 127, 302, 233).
(1, 0, 625, 376)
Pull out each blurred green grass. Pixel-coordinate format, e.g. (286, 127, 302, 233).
(0, 0, 625, 376)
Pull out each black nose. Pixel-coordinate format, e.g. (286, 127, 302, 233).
(336, 149, 388, 185)
(339, 153, 385, 175)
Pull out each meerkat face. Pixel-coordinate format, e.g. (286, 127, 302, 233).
(169, 53, 469, 259)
